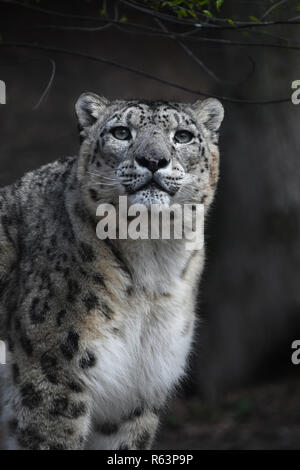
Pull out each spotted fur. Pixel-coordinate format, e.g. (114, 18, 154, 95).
(0, 94, 224, 450)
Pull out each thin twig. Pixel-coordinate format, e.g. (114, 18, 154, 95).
(33, 59, 56, 110)
(249, 28, 300, 45)
(35, 23, 113, 32)
(260, 0, 289, 21)
(154, 18, 255, 86)
(154, 18, 222, 83)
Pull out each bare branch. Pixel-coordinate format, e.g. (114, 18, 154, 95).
(260, 0, 289, 21)
(2, 0, 300, 49)
(35, 23, 113, 33)
(154, 18, 220, 83)
(120, 0, 300, 29)
(0, 56, 57, 109)
(154, 18, 254, 86)
(2, 0, 300, 31)
(31, 21, 300, 52)
(249, 28, 300, 45)
(0, 0, 156, 33)
(33, 59, 56, 110)
(0, 41, 291, 105)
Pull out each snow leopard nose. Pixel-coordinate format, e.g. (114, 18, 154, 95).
(136, 155, 170, 173)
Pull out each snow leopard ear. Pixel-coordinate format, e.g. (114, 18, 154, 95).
(75, 92, 109, 129)
(192, 98, 224, 132)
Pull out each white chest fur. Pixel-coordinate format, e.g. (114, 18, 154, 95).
(83, 240, 203, 426)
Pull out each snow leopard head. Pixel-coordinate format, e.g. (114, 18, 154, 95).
(76, 93, 224, 210)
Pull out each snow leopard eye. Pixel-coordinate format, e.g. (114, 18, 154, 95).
(174, 130, 193, 144)
(111, 126, 131, 141)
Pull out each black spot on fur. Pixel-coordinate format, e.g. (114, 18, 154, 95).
(78, 242, 95, 263)
(5, 299, 17, 332)
(60, 329, 80, 360)
(50, 397, 69, 417)
(78, 123, 84, 144)
(30, 296, 49, 324)
(21, 383, 43, 409)
(74, 202, 89, 224)
(126, 286, 134, 296)
(14, 317, 21, 330)
(89, 189, 99, 201)
(127, 406, 144, 420)
(18, 426, 45, 450)
(41, 353, 59, 384)
(79, 349, 96, 369)
(92, 273, 105, 287)
(56, 309, 67, 326)
(7, 337, 14, 352)
(67, 380, 84, 393)
(99, 422, 119, 435)
(20, 334, 33, 356)
(67, 279, 80, 303)
(136, 430, 151, 450)
(64, 427, 75, 436)
(70, 401, 87, 418)
(82, 292, 99, 311)
(12, 363, 20, 384)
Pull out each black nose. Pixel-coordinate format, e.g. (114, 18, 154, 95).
(136, 155, 170, 173)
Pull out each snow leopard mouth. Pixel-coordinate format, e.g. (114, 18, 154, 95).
(127, 175, 177, 196)
(127, 178, 171, 195)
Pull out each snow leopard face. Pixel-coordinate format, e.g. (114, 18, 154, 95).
(76, 94, 224, 209)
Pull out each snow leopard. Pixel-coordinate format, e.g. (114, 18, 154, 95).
(0, 93, 224, 450)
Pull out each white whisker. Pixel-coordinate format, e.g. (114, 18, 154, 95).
(99, 175, 118, 181)
(86, 171, 117, 181)
(93, 182, 119, 187)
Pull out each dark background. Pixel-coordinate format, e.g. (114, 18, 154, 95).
(1, 0, 300, 449)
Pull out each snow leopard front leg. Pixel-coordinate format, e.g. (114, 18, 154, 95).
(1, 360, 93, 450)
(86, 408, 159, 450)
